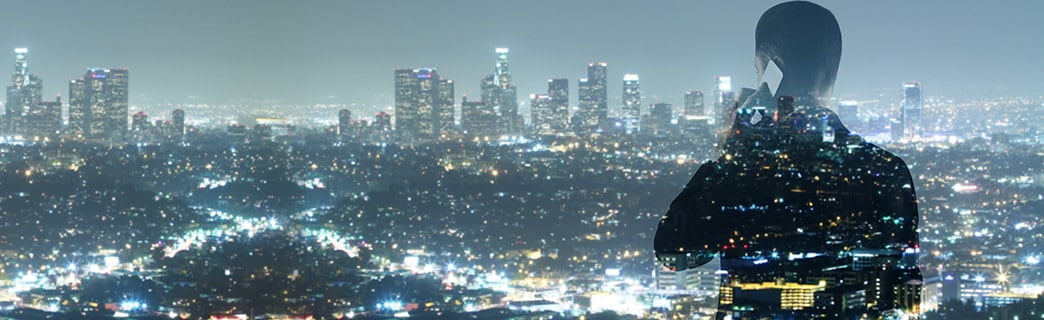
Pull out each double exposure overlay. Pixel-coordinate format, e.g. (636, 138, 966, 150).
(656, 3, 921, 318)
(0, 1, 1042, 320)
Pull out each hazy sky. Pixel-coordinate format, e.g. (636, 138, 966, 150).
(2, 0, 1042, 110)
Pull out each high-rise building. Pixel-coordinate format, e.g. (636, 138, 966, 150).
(131, 111, 149, 132)
(576, 77, 593, 133)
(546, 78, 569, 136)
(480, 74, 499, 109)
(80, 68, 129, 141)
(338, 109, 352, 136)
(684, 90, 704, 116)
(530, 94, 554, 136)
(479, 48, 520, 135)
(394, 68, 418, 139)
(715, 76, 733, 124)
(393, 68, 453, 142)
(436, 79, 454, 135)
(172, 109, 185, 136)
(622, 74, 640, 133)
(5, 48, 43, 135)
(374, 111, 392, 132)
(24, 96, 61, 138)
(900, 81, 922, 139)
(68, 79, 86, 134)
(579, 62, 608, 132)
(837, 100, 859, 127)
(647, 103, 672, 134)
(461, 96, 496, 137)
(494, 48, 511, 89)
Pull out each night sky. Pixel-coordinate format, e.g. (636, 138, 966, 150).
(2, 0, 1041, 108)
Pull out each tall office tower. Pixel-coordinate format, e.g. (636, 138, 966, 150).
(494, 48, 511, 89)
(131, 111, 149, 132)
(5, 48, 43, 135)
(461, 96, 496, 137)
(648, 103, 672, 134)
(479, 48, 519, 135)
(338, 109, 352, 136)
(837, 100, 859, 127)
(714, 75, 733, 124)
(900, 81, 922, 139)
(435, 79, 454, 135)
(81, 68, 129, 141)
(530, 94, 554, 136)
(622, 74, 641, 133)
(68, 79, 86, 134)
(412, 68, 437, 139)
(374, 111, 391, 132)
(172, 108, 185, 136)
(587, 62, 608, 131)
(393, 68, 453, 142)
(480, 74, 499, 108)
(576, 77, 593, 133)
(394, 68, 418, 139)
(547, 78, 569, 135)
(684, 90, 705, 116)
(25, 95, 61, 137)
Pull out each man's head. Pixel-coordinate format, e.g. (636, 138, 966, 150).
(755, 1, 842, 106)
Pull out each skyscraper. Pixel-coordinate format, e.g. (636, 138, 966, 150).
(24, 95, 61, 138)
(547, 78, 569, 136)
(68, 79, 86, 135)
(483, 48, 520, 135)
(494, 48, 511, 89)
(837, 100, 859, 128)
(131, 111, 149, 132)
(172, 109, 185, 136)
(81, 68, 129, 141)
(647, 103, 672, 135)
(715, 76, 733, 125)
(393, 68, 453, 142)
(374, 111, 391, 133)
(622, 74, 640, 133)
(580, 62, 609, 132)
(436, 79, 455, 135)
(461, 96, 496, 137)
(5, 48, 43, 135)
(338, 109, 352, 136)
(576, 77, 593, 133)
(684, 90, 704, 116)
(530, 94, 554, 136)
(900, 81, 922, 139)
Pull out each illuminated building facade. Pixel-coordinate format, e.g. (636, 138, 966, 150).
(684, 90, 704, 116)
(79, 68, 129, 141)
(172, 108, 185, 136)
(68, 78, 86, 135)
(479, 48, 520, 135)
(577, 62, 607, 133)
(714, 75, 733, 124)
(546, 78, 569, 136)
(24, 96, 61, 138)
(338, 109, 351, 136)
(394, 68, 453, 142)
(530, 94, 554, 136)
(901, 81, 922, 139)
(461, 96, 496, 137)
(622, 74, 640, 133)
(647, 103, 672, 135)
(5, 48, 43, 135)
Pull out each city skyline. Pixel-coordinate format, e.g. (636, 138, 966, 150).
(0, 1, 1041, 319)
(1, 1, 1042, 108)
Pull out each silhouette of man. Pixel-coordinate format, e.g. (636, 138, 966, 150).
(654, 2, 921, 318)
